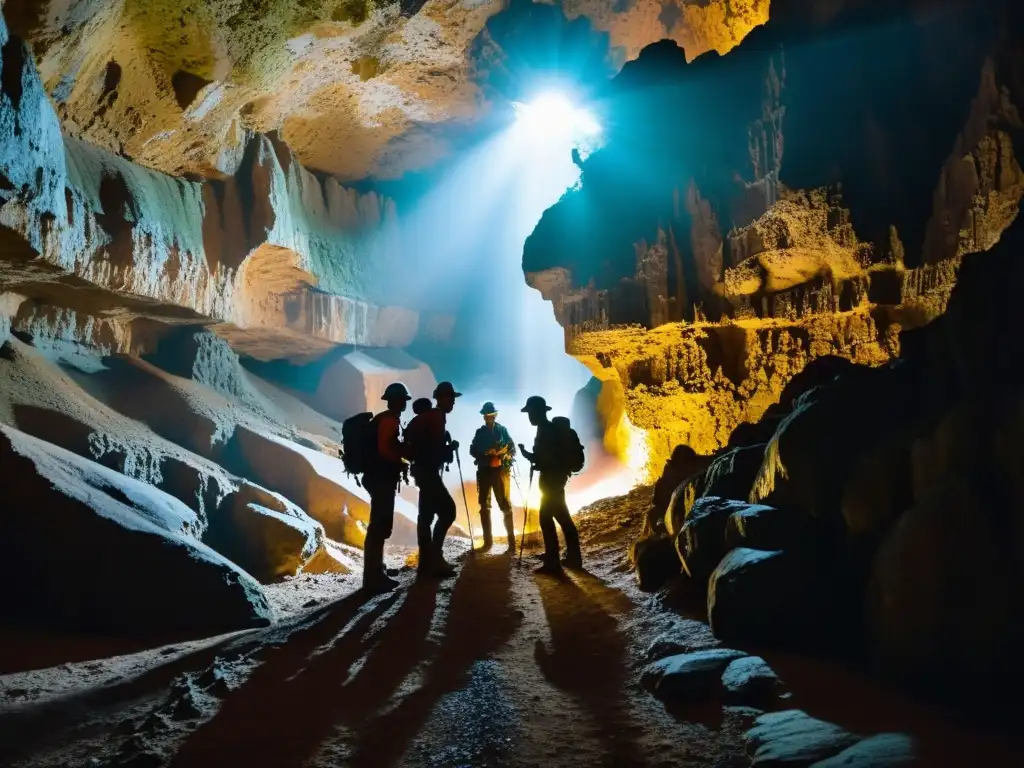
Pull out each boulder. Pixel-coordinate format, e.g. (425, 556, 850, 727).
(705, 443, 768, 503)
(0, 426, 273, 636)
(750, 362, 918, 525)
(640, 648, 746, 703)
(224, 425, 419, 547)
(678, 496, 746, 582)
(724, 503, 809, 553)
(810, 734, 917, 767)
(722, 655, 782, 706)
(708, 548, 800, 645)
(665, 471, 703, 538)
(208, 481, 339, 582)
(651, 444, 714, 531)
(865, 475, 1013, 699)
(641, 623, 720, 663)
(746, 710, 860, 767)
(631, 534, 682, 592)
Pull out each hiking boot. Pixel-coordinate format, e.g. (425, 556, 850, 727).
(534, 560, 564, 577)
(561, 552, 583, 569)
(479, 537, 494, 552)
(503, 542, 517, 556)
(363, 572, 400, 593)
(433, 558, 457, 578)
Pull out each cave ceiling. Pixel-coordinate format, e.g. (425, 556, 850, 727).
(4, 0, 770, 182)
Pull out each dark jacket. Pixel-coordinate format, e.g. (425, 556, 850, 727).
(405, 407, 452, 472)
(525, 421, 569, 479)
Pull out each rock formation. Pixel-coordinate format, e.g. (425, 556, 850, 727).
(3, 0, 1024, 727)
(528, 0, 1024, 476)
(4, 0, 769, 180)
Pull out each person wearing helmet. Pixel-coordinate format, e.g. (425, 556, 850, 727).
(362, 381, 412, 592)
(405, 381, 462, 577)
(469, 401, 517, 553)
(518, 395, 582, 575)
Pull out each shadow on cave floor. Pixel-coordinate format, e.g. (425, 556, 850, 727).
(4, 500, 1020, 768)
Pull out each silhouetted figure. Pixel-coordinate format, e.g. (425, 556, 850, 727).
(361, 382, 412, 592)
(406, 381, 462, 578)
(469, 401, 516, 552)
(411, 397, 432, 416)
(518, 395, 583, 575)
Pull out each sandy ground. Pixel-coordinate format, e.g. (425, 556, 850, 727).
(1, 490, 1019, 768)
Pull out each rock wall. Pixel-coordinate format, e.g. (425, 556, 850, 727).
(633, 208, 1024, 714)
(1, 14, 442, 357)
(526, 0, 1023, 475)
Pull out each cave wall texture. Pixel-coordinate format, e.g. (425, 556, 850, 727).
(621, 0, 1024, 714)
(1, 2, 780, 637)
(527, 0, 1024, 473)
(3, 0, 769, 181)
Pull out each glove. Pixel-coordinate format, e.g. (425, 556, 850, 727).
(450, 439, 460, 452)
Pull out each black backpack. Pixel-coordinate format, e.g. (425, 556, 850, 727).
(341, 412, 377, 477)
(551, 416, 585, 474)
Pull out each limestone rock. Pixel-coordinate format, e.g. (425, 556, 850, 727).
(631, 534, 681, 592)
(724, 503, 808, 553)
(721, 655, 782, 706)
(10, 1, 767, 181)
(677, 496, 746, 582)
(746, 710, 861, 767)
(704, 444, 768, 504)
(708, 548, 800, 645)
(0, 334, 235, 524)
(647, 444, 714, 538)
(0, 18, 426, 358)
(750, 362, 918, 524)
(0, 425, 272, 635)
(641, 624, 720, 664)
(209, 481, 326, 583)
(810, 734, 917, 768)
(640, 648, 746, 703)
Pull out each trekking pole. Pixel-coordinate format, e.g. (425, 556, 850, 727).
(509, 463, 527, 559)
(518, 465, 535, 568)
(454, 447, 476, 550)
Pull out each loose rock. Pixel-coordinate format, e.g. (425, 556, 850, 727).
(724, 503, 808, 553)
(708, 548, 800, 645)
(810, 733, 917, 767)
(721, 655, 781, 706)
(746, 710, 861, 766)
(678, 496, 745, 582)
(641, 648, 746, 703)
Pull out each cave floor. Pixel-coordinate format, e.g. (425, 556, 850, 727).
(0, 491, 1018, 768)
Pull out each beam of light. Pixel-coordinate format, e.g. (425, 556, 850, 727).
(370, 86, 649, 537)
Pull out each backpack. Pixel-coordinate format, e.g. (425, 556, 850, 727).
(341, 412, 377, 477)
(551, 416, 585, 474)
